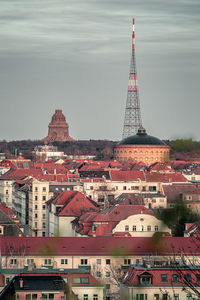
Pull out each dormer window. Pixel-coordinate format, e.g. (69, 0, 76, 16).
(138, 272, 152, 286)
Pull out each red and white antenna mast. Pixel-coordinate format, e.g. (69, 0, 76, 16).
(122, 18, 142, 139)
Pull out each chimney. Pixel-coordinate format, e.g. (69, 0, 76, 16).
(19, 278, 23, 288)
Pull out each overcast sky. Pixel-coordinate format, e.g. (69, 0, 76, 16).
(0, 0, 199, 141)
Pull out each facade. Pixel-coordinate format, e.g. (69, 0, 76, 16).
(0, 274, 66, 299)
(46, 190, 99, 237)
(120, 264, 200, 300)
(43, 109, 74, 142)
(0, 270, 104, 300)
(74, 205, 171, 237)
(28, 179, 51, 237)
(115, 127, 170, 166)
(1, 236, 200, 299)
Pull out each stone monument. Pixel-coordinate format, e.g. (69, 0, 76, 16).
(43, 109, 74, 142)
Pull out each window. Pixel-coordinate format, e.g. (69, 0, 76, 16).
(32, 295, 38, 300)
(42, 214, 46, 219)
(35, 222, 37, 228)
(185, 274, 191, 282)
(10, 259, 17, 265)
(42, 232, 45, 237)
(81, 277, 89, 284)
(124, 259, 131, 265)
(132, 225, 136, 231)
(172, 274, 179, 282)
(35, 196, 38, 201)
(35, 187, 38, 191)
(161, 274, 168, 282)
(49, 295, 54, 300)
(42, 187, 46, 192)
(174, 294, 179, 300)
(81, 259, 88, 265)
(61, 259, 68, 265)
(93, 295, 98, 300)
(125, 225, 129, 231)
(26, 295, 31, 300)
(140, 225, 144, 231)
(106, 284, 110, 289)
(27, 259, 34, 265)
(35, 205, 38, 210)
(96, 271, 101, 278)
(6, 190, 8, 194)
(123, 186, 127, 190)
(106, 272, 110, 277)
(84, 295, 88, 300)
(147, 225, 151, 231)
(42, 294, 48, 299)
(97, 259, 101, 265)
(44, 259, 51, 265)
(186, 295, 192, 300)
(136, 294, 147, 300)
(90, 186, 93, 190)
(106, 259, 110, 265)
(155, 225, 158, 232)
(42, 205, 46, 210)
(35, 213, 38, 218)
(196, 274, 200, 282)
(42, 196, 46, 201)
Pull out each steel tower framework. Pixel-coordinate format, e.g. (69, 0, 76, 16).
(122, 19, 142, 139)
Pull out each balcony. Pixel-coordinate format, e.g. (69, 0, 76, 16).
(78, 265, 91, 271)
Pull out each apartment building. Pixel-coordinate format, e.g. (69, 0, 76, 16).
(0, 236, 199, 299)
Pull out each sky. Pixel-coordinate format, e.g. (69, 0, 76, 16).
(0, 0, 199, 142)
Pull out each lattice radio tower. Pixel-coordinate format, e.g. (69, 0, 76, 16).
(122, 19, 142, 139)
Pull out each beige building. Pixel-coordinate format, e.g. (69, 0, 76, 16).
(28, 179, 51, 237)
(112, 211, 171, 237)
(120, 265, 200, 300)
(1, 236, 198, 299)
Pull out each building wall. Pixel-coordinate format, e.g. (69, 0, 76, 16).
(120, 285, 197, 300)
(16, 291, 65, 299)
(0, 179, 13, 207)
(72, 286, 104, 300)
(112, 214, 171, 237)
(58, 216, 76, 237)
(114, 144, 170, 165)
(13, 189, 27, 225)
(28, 180, 51, 237)
(83, 181, 161, 203)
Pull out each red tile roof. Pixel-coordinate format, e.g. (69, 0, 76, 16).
(162, 183, 200, 203)
(49, 191, 99, 217)
(120, 265, 200, 287)
(0, 168, 42, 180)
(110, 170, 145, 181)
(146, 172, 188, 183)
(0, 236, 199, 256)
(76, 205, 155, 236)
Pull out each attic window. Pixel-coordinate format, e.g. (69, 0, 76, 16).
(66, 209, 68, 213)
(137, 246, 141, 248)
(76, 198, 79, 202)
(102, 246, 105, 248)
(26, 246, 30, 248)
(81, 246, 85, 248)
(62, 246, 66, 248)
